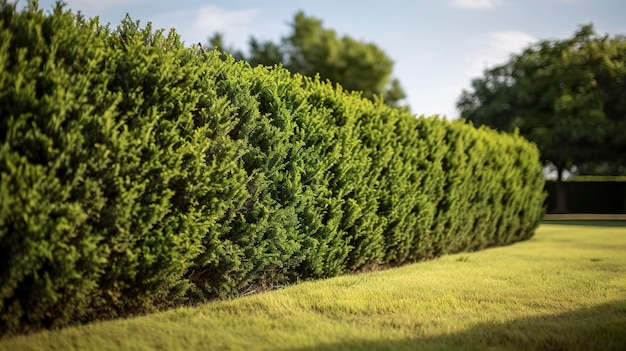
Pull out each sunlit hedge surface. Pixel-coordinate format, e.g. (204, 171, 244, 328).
(0, 1, 545, 336)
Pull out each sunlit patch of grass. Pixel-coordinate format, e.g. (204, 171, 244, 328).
(2, 221, 625, 351)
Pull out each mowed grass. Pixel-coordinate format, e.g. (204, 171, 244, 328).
(2, 221, 625, 351)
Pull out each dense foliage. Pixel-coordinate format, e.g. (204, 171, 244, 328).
(0, 1, 545, 336)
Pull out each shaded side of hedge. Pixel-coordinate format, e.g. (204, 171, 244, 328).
(0, 1, 545, 336)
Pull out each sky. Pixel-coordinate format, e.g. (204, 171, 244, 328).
(37, 0, 626, 119)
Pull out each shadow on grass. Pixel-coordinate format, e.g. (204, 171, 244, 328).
(291, 300, 626, 351)
(541, 220, 626, 228)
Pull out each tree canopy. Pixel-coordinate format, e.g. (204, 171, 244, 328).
(457, 24, 626, 177)
(208, 12, 408, 108)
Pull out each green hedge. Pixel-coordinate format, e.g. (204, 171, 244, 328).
(0, 1, 546, 336)
(545, 180, 626, 213)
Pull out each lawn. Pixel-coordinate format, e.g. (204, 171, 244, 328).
(2, 220, 625, 351)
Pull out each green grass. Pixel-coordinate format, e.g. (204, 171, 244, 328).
(2, 221, 625, 351)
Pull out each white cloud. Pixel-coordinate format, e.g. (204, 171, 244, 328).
(149, 6, 260, 48)
(450, 0, 502, 9)
(192, 6, 260, 33)
(465, 30, 537, 76)
(488, 31, 537, 57)
(59, 0, 145, 15)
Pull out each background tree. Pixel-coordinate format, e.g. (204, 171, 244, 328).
(208, 12, 408, 108)
(207, 32, 244, 61)
(457, 24, 626, 212)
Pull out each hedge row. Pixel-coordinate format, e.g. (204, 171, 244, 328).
(545, 180, 626, 213)
(0, 2, 546, 336)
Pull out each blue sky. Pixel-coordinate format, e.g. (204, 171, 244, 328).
(38, 0, 626, 119)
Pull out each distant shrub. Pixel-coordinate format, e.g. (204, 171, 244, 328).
(545, 180, 626, 213)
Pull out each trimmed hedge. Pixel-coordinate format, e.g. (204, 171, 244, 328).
(0, 1, 546, 336)
(545, 180, 626, 213)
